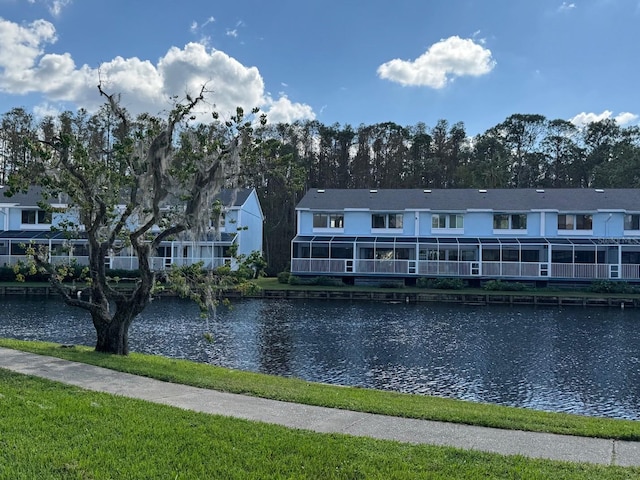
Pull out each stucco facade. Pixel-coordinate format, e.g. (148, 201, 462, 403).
(291, 188, 640, 283)
(0, 187, 264, 271)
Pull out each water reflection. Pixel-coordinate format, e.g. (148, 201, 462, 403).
(1, 296, 640, 420)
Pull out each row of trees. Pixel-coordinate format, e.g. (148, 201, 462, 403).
(2, 107, 640, 277)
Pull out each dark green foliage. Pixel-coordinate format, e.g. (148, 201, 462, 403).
(0, 263, 86, 283)
(1, 265, 140, 283)
(483, 280, 528, 292)
(236, 251, 267, 279)
(417, 277, 465, 290)
(288, 275, 345, 287)
(105, 269, 141, 281)
(588, 280, 640, 294)
(277, 271, 291, 284)
(0, 265, 46, 282)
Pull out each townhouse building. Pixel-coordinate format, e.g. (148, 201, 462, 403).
(0, 187, 263, 271)
(291, 188, 640, 284)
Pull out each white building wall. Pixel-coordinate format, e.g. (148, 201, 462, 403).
(236, 190, 264, 256)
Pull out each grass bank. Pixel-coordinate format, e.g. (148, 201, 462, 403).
(2, 338, 639, 441)
(252, 277, 640, 298)
(2, 369, 638, 479)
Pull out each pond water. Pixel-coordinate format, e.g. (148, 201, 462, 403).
(2, 296, 640, 420)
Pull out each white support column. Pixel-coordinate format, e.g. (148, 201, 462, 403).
(618, 244, 623, 278)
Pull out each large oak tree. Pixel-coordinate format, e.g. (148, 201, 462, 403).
(6, 86, 262, 354)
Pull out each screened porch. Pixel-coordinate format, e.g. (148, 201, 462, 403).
(291, 235, 640, 281)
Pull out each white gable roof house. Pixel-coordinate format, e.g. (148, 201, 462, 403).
(0, 186, 263, 271)
(292, 188, 640, 285)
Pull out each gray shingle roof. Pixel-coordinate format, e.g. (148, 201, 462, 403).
(0, 186, 47, 206)
(1, 187, 253, 208)
(297, 188, 640, 212)
(217, 188, 253, 207)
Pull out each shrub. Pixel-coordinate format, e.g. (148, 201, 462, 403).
(0, 263, 88, 283)
(588, 280, 639, 294)
(277, 271, 291, 284)
(288, 275, 344, 287)
(483, 280, 527, 292)
(315, 276, 345, 287)
(417, 277, 465, 290)
(287, 275, 308, 285)
(105, 269, 141, 281)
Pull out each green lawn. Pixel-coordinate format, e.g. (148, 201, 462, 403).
(2, 338, 640, 441)
(1, 368, 638, 479)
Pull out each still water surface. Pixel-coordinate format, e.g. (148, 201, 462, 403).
(2, 296, 640, 420)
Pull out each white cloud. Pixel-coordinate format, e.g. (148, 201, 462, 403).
(570, 110, 639, 127)
(377, 36, 496, 88)
(0, 18, 60, 92)
(614, 112, 639, 125)
(23, 0, 73, 17)
(226, 29, 238, 38)
(264, 95, 315, 124)
(558, 2, 576, 13)
(32, 101, 62, 119)
(191, 16, 215, 34)
(48, 0, 72, 17)
(0, 18, 314, 123)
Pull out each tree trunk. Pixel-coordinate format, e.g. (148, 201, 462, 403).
(93, 310, 133, 355)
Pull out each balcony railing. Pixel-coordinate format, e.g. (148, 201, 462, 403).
(290, 257, 640, 281)
(622, 264, 640, 279)
(1, 255, 232, 271)
(551, 263, 610, 279)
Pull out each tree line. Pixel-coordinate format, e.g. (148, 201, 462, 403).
(2, 108, 639, 274)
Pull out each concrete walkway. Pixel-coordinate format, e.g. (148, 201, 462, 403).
(1, 347, 639, 467)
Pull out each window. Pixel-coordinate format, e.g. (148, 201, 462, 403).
(21, 209, 51, 225)
(432, 214, 463, 229)
(576, 215, 592, 230)
(313, 214, 328, 228)
(558, 214, 592, 231)
(155, 246, 172, 258)
(329, 214, 344, 228)
(388, 214, 403, 229)
(372, 214, 386, 229)
(625, 214, 640, 230)
(313, 213, 344, 229)
(493, 214, 527, 230)
(371, 213, 403, 229)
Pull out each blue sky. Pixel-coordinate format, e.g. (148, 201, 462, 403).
(0, 0, 638, 135)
